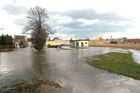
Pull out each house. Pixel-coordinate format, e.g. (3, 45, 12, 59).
(27, 38, 33, 47)
(70, 39, 89, 48)
(46, 37, 70, 48)
(116, 37, 127, 44)
(13, 35, 27, 48)
(124, 39, 140, 44)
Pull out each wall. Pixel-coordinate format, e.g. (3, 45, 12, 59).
(74, 41, 89, 47)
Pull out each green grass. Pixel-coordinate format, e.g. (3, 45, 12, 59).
(87, 52, 140, 80)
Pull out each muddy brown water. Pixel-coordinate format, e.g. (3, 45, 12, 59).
(0, 47, 140, 93)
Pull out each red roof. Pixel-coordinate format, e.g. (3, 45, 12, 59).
(124, 39, 140, 42)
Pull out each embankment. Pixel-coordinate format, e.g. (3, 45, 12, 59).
(87, 52, 140, 80)
(0, 45, 15, 52)
(92, 44, 140, 50)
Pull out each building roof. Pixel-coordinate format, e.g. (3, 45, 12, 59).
(70, 39, 89, 42)
(14, 35, 26, 39)
(124, 39, 140, 42)
(53, 37, 62, 41)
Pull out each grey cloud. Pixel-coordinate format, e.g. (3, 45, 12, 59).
(63, 9, 97, 19)
(57, 19, 131, 32)
(2, 4, 27, 15)
(14, 18, 27, 26)
(62, 9, 128, 21)
(49, 9, 133, 38)
(50, 9, 131, 27)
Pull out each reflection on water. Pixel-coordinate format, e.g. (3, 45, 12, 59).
(0, 48, 49, 91)
(78, 48, 89, 58)
(129, 49, 140, 64)
(0, 47, 140, 93)
(0, 53, 9, 74)
(31, 49, 47, 79)
(0, 48, 36, 88)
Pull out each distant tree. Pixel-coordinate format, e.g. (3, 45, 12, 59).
(8, 35, 13, 45)
(0, 36, 1, 45)
(0, 35, 6, 45)
(4, 35, 10, 45)
(24, 6, 51, 50)
(5, 35, 13, 45)
(0, 35, 13, 45)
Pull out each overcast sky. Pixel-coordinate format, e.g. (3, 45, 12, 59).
(0, 0, 140, 39)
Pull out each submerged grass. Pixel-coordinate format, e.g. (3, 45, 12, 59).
(87, 52, 140, 80)
(0, 75, 61, 93)
(0, 76, 42, 93)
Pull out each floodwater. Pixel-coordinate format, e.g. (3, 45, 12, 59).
(0, 47, 140, 93)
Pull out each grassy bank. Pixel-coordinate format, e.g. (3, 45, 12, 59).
(87, 52, 140, 80)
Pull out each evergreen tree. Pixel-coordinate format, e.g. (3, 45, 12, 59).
(0, 35, 6, 45)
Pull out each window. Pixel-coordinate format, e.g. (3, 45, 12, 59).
(81, 42, 84, 47)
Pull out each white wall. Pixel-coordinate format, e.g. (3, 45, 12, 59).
(74, 41, 89, 47)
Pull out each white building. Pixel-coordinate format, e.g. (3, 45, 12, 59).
(70, 39, 89, 48)
(13, 35, 27, 48)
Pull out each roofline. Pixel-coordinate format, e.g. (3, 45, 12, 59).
(72, 39, 89, 41)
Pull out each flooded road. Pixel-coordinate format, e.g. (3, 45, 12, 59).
(0, 47, 140, 93)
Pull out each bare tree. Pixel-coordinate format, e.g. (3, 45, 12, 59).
(24, 6, 51, 50)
